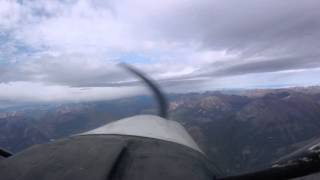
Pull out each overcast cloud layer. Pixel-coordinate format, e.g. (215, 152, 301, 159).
(0, 0, 320, 103)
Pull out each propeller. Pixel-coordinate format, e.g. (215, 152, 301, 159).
(119, 63, 168, 119)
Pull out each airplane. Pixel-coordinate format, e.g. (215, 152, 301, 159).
(0, 64, 320, 180)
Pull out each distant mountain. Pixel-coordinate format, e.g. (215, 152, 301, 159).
(0, 96, 156, 152)
(169, 91, 320, 174)
(240, 85, 320, 97)
(1, 87, 320, 176)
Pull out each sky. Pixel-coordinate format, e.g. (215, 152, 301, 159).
(0, 0, 320, 104)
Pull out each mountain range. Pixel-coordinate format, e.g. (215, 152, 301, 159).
(1, 87, 320, 176)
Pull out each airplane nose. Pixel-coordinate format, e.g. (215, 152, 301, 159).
(81, 115, 204, 154)
(0, 115, 219, 180)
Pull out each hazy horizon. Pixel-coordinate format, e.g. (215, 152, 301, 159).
(1, 84, 320, 109)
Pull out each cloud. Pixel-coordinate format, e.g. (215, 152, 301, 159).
(0, 0, 21, 30)
(149, 0, 320, 56)
(0, 0, 320, 103)
(0, 81, 146, 103)
(201, 54, 320, 77)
